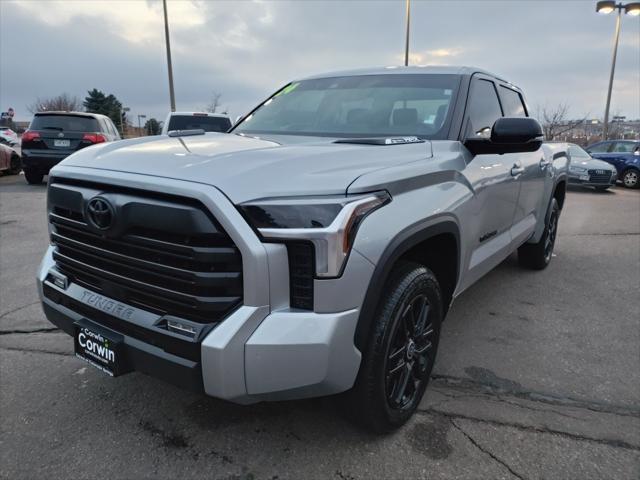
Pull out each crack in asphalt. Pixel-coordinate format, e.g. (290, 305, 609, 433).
(565, 232, 640, 236)
(495, 395, 582, 421)
(0, 346, 73, 357)
(0, 327, 59, 335)
(0, 301, 40, 319)
(450, 418, 526, 480)
(419, 408, 640, 451)
(430, 374, 640, 418)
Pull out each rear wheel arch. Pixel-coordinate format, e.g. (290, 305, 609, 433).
(354, 220, 460, 353)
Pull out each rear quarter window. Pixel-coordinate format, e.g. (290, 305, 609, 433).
(30, 115, 99, 132)
(499, 87, 527, 117)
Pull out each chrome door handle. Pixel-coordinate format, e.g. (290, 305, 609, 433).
(511, 163, 525, 176)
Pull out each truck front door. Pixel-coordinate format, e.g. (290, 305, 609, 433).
(459, 77, 520, 289)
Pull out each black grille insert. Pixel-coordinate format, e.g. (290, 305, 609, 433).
(287, 242, 315, 310)
(48, 179, 243, 324)
(588, 169, 613, 184)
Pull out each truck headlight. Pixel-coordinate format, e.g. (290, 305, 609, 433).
(569, 166, 588, 174)
(240, 191, 391, 277)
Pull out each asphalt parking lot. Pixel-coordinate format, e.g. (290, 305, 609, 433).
(1, 173, 639, 480)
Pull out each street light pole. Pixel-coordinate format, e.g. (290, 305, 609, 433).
(603, 8, 621, 140)
(404, 0, 411, 66)
(596, 1, 640, 139)
(163, 0, 176, 112)
(137, 115, 146, 135)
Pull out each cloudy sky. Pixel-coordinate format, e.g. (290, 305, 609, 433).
(1, 0, 638, 123)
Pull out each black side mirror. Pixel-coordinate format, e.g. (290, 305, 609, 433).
(465, 117, 543, 155)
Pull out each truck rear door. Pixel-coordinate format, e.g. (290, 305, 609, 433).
(497, 85, 546, 247)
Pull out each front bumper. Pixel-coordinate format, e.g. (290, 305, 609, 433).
(38, 229, 366, 403)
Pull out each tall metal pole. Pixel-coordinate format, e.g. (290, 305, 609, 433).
(404, 0, 411, 66)
(163, 0, 176, 112)
(603, 7, 622, 140)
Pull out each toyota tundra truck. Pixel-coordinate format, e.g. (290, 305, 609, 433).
(37, 66, 568, 432)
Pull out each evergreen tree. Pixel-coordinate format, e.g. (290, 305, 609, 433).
(83, 89, 127, 132)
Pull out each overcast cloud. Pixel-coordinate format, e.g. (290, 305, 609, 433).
(1, 0, 638, 123)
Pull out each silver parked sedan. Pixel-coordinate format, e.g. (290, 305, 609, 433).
(567, 144, 617, 191)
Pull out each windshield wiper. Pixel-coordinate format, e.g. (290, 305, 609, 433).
(334, 136, 425, 146)
(41, 127, 64, 131)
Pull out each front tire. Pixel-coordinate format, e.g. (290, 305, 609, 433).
(622, 169, 639, 189)
(24, 170, 44, 185)
(347, 262, 443, 433)
(518, 197, 560, 270)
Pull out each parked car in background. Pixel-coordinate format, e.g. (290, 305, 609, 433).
(21, 112, 121, 185)
(0, 143, 20, 175)
(567, 143, 617, 191)
(0, 127, 19, 146)
(586, 140, 640, 189)
(161, 112, 232, 135)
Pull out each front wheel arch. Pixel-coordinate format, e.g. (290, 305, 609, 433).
(354, 220, 460, 353)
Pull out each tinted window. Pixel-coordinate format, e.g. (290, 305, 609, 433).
(168, 115, 231, 133)
(568, 145, 590, 158)
(499, 87, 526, 117)
(466, 79, 503, 137)
(234, 74, 459, 138)
(30, 114, 99, 132)
(588, 142, 612, 153)
(612, 142, 636, 153)
(107, 119, 118, 137)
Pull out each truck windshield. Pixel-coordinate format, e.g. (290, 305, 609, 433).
(234, 74, 459, 139)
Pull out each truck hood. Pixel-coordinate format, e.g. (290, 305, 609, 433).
(56, 132, 432, 203)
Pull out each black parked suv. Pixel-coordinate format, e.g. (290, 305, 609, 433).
(21, 112, 121, 184)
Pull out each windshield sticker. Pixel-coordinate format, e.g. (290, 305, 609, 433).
(277, 83, 300, 96)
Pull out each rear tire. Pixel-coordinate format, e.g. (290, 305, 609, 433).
(518, 198, 560, 270)
(622, 169, 639, 189)
(346, 262, 443, 433)
(8, 153, 21, 175)
(24, 170, 44, 185)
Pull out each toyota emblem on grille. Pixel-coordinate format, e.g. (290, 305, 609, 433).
(86, 197, 114, 230)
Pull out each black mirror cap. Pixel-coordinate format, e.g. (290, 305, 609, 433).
(491, 117, 543, 144)
(465, 117, 543, 155)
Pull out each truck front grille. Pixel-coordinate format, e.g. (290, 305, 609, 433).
(48, 178, 243, 325)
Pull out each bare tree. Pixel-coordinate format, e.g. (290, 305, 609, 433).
(204, 92, 222, 113)
(535, 103, 588, 141)
(27, 93, 82, 113)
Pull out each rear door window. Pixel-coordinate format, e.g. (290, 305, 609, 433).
(611, 142, 636, 153)
(466, 79, 503, 138)
(30, 114, 99, 132)
(588, 142, 613, 153)
(499, 87, 527, 117)
(167, 115, 232, 132)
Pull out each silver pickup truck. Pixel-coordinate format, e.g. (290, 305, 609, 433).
(37, 66, 568, 432)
